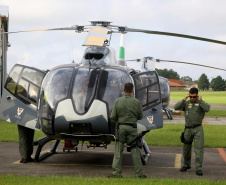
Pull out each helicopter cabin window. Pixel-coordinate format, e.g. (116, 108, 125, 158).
(159, 77, 170, 108)
(72, 68, 99, 114)
(16, 68, 45, 109)
(5, 65, 23, 94)
(98, 68, 131, 113)
(133, 71, 161, 110)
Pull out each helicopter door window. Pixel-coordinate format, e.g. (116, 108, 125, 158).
(98, 68, 131, 113)
(28, 84, 39, 104)
(22, 68, 44, 86)
(137, 88, 147, 106)
(15, 67, 45, 109)
(133, 71, 161, 110)
(17, 79, 29, 100)
(5, 65, 23, 95)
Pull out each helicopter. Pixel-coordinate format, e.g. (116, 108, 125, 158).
(0, 21, 226, 164)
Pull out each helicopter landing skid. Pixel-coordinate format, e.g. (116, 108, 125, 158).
(140, 139, 151, 165)
(34, 136, 60, 162)
(164, 107, 173, 120)
(126, 133, 151, 165)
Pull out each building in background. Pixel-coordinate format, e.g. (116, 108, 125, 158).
(168, 79, 186, 90)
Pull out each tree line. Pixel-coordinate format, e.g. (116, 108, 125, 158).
(156, 68, 226, 91)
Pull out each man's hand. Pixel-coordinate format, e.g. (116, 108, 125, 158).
(184, 94, 189, 101)
(197, 94, 202, 100)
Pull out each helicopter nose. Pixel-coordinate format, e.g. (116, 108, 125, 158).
(54, 99, 109, 135)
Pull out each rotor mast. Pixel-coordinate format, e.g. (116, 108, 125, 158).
(90, 21, 112, 27)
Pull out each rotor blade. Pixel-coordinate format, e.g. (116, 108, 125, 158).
(125, 28, 226, 45)
(158, 59, 226, 71)
(1, 26, 85, 34)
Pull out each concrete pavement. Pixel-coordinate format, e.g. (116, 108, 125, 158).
(0, 142, 225, 181)
(163, 115, 226, 125)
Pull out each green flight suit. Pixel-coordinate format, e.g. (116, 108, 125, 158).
(18, 125, 34, 160)
(111, 94, 145, 177)
(174, 99, 210, 171)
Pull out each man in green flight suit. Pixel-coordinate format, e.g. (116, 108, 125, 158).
(174, 87, 210, 176)
(109, 82, 147, 178)
(18, 125, 34, 163)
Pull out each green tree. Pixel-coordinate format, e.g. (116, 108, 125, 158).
(156, 68, 180, 80)
(211, 76, 226, 91)
(198, 73, 209, 91)
(181, 76, 193, 85)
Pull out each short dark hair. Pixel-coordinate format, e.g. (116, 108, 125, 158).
(189, 87, 198, 94)
(124, 83, 133, 93)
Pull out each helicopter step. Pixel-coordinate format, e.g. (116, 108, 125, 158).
(34, 136, 60, 162)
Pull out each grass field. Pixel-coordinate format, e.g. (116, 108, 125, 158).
(145, 124, 226, 148)
(1, 121, 225, 148)
(170, 90, 226, 105)
(178, 109, 226, 117)
(0, 175, 225, 185)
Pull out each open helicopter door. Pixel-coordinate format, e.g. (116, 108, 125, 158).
(0, 64, 45, 130)
(132, 71, 163, 132)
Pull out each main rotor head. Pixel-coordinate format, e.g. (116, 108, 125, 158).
(90, 21, 112, 27)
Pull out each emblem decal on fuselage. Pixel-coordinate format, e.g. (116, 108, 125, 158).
(15, 107, 24, 119)
(147, 116, 153, 124)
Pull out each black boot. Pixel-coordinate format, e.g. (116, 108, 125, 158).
(20, 159, 28, 163)
(27, 157, 34, 162)
(180, 166, 191, 172)
(196, 170, 203, 176)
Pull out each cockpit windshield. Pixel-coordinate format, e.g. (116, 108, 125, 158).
(97, 68, 132, 113)
(42, 68, 74, 110)
(72, 68, 99, 114)
(72, 67, 131, 114)
(41, 66, 131, 116)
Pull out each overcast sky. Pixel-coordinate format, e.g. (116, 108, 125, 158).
(1, 0, 226, 81)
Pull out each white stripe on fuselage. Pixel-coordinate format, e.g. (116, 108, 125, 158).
(55, 99, 108, 122)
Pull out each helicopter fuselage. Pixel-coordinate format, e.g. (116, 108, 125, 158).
(0, 46, 163, 147)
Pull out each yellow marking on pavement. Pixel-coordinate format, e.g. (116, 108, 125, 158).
(174, 154, 182, 168)
(13, 149, 181, 169)
(13, 149, 50, 164)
